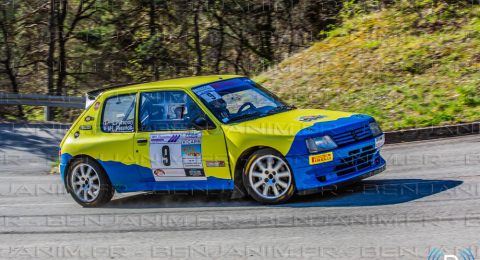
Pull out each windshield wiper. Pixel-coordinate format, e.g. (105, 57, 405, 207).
(228, 112, 261, 123)
(228, 105, 295, 123)
(265, 105, 295, 115)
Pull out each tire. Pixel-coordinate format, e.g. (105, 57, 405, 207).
(242, 148, 295, 204)
(66, 157, 114, 207)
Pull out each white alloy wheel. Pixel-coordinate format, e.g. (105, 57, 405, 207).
(70, 163, 101, 202)
(248, 155, 292, 199)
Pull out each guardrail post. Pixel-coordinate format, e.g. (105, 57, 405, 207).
(44, 106, 52, 121)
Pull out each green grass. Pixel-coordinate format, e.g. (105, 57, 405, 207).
(256, 1, 480, 130)
(50, 159, 60, 175)
(1, 106, 45, 122)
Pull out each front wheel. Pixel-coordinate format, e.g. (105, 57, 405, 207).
(243, 149, 295, 204)
(66, 158, 114, 207)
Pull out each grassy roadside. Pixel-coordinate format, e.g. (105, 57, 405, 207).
(256, 1, 480, 131)
(50, 159, 60, 175)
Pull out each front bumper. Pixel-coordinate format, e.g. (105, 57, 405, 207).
(286, 136, 386, 195)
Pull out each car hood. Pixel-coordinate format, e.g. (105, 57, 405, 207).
(224, 109, 373, 135)
(222, 109, 375, 155)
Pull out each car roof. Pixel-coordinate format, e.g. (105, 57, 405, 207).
(98, 75, 243, 97)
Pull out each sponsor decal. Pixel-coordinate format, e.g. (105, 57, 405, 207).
(84, 116, 94, 122)
(153, 169, 166, 177)
(102, 119, 134, 132)
(79, 125, 92, 130)
(181, 144, 202, 168)
(168, 135, 181, 142)
(206, 161, 226, 167)
(192, 85, 222, 103)
(94, 102, 100, 110)
(309, 152, 333, 165)
(185, 169, 205, 177)
(150, 132, 205, 181)
(298, 115, 327, 122)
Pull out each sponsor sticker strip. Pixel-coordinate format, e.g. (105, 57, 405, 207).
(150, 132, 206, 181)
(309, 152, 334, 165)
(192, 85, 221, 103)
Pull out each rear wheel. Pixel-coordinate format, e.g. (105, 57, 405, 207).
(243, 149, 295, 204)
(66, 158, 114, 207)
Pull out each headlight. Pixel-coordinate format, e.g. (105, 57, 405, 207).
(369, 122, 382, 136)
(306, 136, 337, 153)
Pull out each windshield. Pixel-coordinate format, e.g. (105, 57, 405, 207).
(192, 78, 294, 124)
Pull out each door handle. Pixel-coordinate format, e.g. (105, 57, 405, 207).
(137, 138, 148, 144)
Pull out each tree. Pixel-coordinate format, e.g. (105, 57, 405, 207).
(56, 0, 97, 96)
(0, 4, 24, 118)
(0, 0, 351, 120)
(192, 0, 203, 75)
(46, 0, 56, 120)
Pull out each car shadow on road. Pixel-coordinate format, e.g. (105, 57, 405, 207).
(104, 178, 463, 209)
(106, 192, 258, 208)
(284, 178, 463, 207)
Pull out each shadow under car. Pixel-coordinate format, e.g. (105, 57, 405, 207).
(101, 178, 463, 209)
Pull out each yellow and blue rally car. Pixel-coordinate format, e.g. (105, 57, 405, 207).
(60, 75, 386, 206)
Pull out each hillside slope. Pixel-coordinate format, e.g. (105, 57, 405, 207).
(256, 2, 480, 130)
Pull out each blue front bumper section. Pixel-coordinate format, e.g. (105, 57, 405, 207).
(286, 136, 387, 195)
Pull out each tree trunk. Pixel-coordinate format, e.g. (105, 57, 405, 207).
(214, 13, 224, 74)
(46, 0, 57, 120)
(193, 1, 202, 76)
(235, 31, 245, 75)
(258, 9, 274, 70)
(286, 2, 294, 55)
(3, 45, 24, 118)
(56, 0, 67, 96)
(149, 0, 159, 80)
(0, 7, 24, 118)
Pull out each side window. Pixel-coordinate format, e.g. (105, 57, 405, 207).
(101, 94, 136, 133)
(139, 91, 204, 131)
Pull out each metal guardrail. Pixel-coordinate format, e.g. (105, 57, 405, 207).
(0, 92, 85, 121)
(0, 93, 85, 109)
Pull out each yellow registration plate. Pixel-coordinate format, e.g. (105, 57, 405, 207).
(309, 152, 334, 165)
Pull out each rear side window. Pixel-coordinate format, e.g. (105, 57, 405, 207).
(101, 93, 136, 133)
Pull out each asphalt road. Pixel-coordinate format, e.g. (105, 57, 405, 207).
(0, 123, 479, 259)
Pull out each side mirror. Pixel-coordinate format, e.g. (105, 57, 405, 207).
(192, 116, 215, 130)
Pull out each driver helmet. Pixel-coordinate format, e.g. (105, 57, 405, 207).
(211, 98, 227, 109)
(210, 98, 230, 119)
